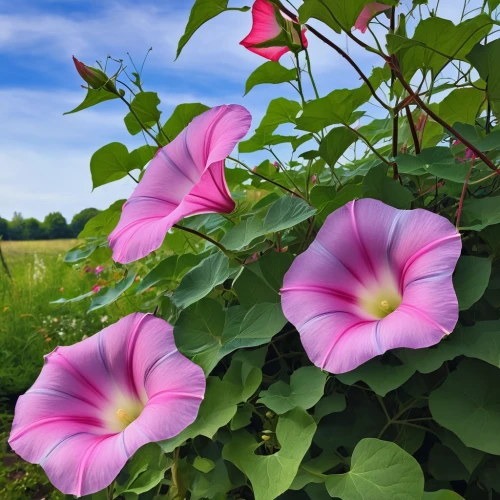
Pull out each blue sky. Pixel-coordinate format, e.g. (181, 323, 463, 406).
(0, 0, 458, 222)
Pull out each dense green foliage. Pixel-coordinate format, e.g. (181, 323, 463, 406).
(0, 208, 100, 240)
(7, 0, 500, 499)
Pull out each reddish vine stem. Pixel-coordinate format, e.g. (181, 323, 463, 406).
(456, 157, 475, 229)
(405, 106, 421, 155)
(278, 0, 499, 175)
(393, 68, 499, 174)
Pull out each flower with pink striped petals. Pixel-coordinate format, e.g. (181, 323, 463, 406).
(9, 313, 205, 496)
(354, 3, 391, 34)
(240, 0, 308, 61)
(281, 199, 461, 374)
(109, 105, 251, 264)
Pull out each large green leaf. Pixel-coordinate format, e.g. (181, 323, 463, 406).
(174, 300, 285, 374)
(176, 0, 248, 58)
(114, 443, 171, 497)
(124, 91, 161, 135)
(160, 353, 264, 453)
(79, 200, 124, 238)
(362, 165, 412, 209)
(255, 98, 302, 135)
(90, 143, 136, 189)
(460, 196, 500, 231)
(223, 408, 316, 500)
(220, 196, 315, 251)
(325, 438, 424, 500)
(319, 127, 357, 168)
(159, 102, 210, 142)
(296, 69, 389, 133)
(430, 358, 500, 454)
(245, 61, 296, 95)
(387, 15, 493, 79)
(467, 38, 500, 106)
(337, 357, 415, 396)
(171, 252, 230, 309)
(396, 147, 469, 182)
(88, 272, 137, 312)
(64, 88, 119, 115)
(453, 256, 491, 310)
(257, 366, 327, 414)
(262, 195, 316, 232)
(300, 0, 393, 32)
(439, 88, 485, 125)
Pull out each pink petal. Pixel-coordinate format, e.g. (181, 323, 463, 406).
(240, 0, 308, 61)
(281, 198, 462, 374)
(354, 3, 391, 34)
(9, 313, 205, 496)
(109, 105, 251, 264)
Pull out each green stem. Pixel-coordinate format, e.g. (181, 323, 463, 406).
(119, 95, 162, 148)
(266, 148, 307, 198)
(294, 53, 306, 106)
(344, 124, 392, 167)
(228, 156, 306, 200)
(173, 224, 242, 263)
(304, 49, 320, 99)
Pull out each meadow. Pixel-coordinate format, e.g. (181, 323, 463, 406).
(0, 239, 135, 499)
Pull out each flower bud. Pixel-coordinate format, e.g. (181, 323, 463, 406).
(310, 174, 317, 184)
(265, 410, 274, 418)
(262, 435, 271, 441)
(72, 56, 118, 94)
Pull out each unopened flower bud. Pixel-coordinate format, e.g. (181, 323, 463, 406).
(72, 56, 118, 94)
(265, 411, 274, 418)
(262, 435, 271, 441)
(310, 174, 317, 184)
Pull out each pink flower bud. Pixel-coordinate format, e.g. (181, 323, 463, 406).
(310, 174, 317, 184)
(72, 56, 117, 93)
(95, 266, 105, 275)
(92, 285, 101, 294)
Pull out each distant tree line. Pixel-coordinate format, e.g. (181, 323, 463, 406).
(0, 208, 100, 240)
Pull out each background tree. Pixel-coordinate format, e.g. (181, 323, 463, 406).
(42, 212, 71, 239)
(8, 212, 26, 241)
(70, 208, 100, 237)
(0, 217, 9, 240)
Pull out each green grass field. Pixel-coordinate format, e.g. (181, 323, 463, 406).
(0, 239, 135, 499)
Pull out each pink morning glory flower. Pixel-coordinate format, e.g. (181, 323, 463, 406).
(9, 313, 205, 496)
(354, 3, 391, 34)
(109, 105, 251, 264)
(240, 0, 308, 61)
(281, 199, 461, 374)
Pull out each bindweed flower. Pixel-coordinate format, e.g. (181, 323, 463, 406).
(92, 285, 101, 294)
(72, 56, 118, 94)
(354, 3, 391, 34)
(240, 0, 308, 61)
(9, 313, 205, 496)
(281, 199, 461, 374)
(95, 266, 105, 275)
(109, 105, 251, 264)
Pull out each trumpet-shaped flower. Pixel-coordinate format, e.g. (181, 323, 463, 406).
(354, 3, 391, 33)
(240, 0, 308, 61)
(9, 313, 205, 496)
(281, 199, 461, 374)
(109, 105, 251, 264)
